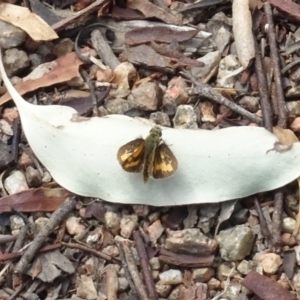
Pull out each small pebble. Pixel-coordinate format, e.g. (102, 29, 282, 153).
(132, 204, 150, 217)
(53, 38, 74, 57)
(150, 111, 171, 127)
(149, 257, 161, 270)
(159, 269, 182, 285)
(3, 48, 30, 77)
(25, 166, 41, 187)
(192, 267, 214, 282)
(34, 217, 49, 232)
(257, 253, 282, 275)
(131, 81, 162, 111)
(65, 216, 86, 236)
(146, 219, 165, 244)
(4, 170, 29, 194)
(281, 233, 296, 247)
(282, 217, 296, 234)
(120, 214, 138, 239)
(105, 211, 121, 234)
(173, 105, 198, 129)
(10, 215, 25, 232)
(155, 281, 172, 298)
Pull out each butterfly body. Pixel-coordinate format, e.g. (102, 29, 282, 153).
(117, 126, 178, 183)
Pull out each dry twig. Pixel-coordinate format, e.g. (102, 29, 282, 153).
(121, 240, 150, 300)
(14, 197, 76, 273)
(264, 3, 287, 128)
(133, 231, 158, 300)
(181, 71, 263, 125)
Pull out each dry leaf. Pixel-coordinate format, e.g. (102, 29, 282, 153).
(0, 3, 58, 41)
(267, 0, 300, 22)
(127, 0, 181, 25)
(272, 126, 299, 146)
(125, 27, 199, 45)
(0, 188, 71, 212)
(0, 52, 84, 105)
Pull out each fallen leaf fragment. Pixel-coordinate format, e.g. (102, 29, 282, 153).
(111, 6, 146, 20)
(120, 45, 173, 72)
(0, 188, 72, 212)
(59, 89, 110, 116)
(242, 271, 296, 300)
(272, 126, 299, 146)
(0, 52, 84, 105)
(125, 27, 199, 45)
(27, 251, 75, 282)
(267, 0, 300, 22)
(151, 41, 204, 67)
(0, 3, 58, 41)
(127, 0, 182, 25)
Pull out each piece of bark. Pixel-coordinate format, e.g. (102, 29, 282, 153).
(158, 249, 214, 268)
(242, 271, 296, 300)
(0, 188, 72, 213)
(125, 27, 199, 45)
(91, 29, 120, 70)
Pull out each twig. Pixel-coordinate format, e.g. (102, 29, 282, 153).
(281, 58, 300, 74)
(23, 280, 42, 299)
(264, 3, 287, 128)
(117, 242, 138, 297)
(12, 225, 28, 252)
(254, 38, 273, 132)
(0, 235, 17, 244)
(254, 198, 271, 243)
(106, 266, 118, 300)
(293, 178, 300, 237)
(51, 0, 108, 32)
(80, 69, 98, 117)
(14, 197, 76, 273)
(133, 231, 158, 300)
(8, 280, 28, 300)
(10, 208, 29, 252)
(181, 71, 263, 125)
(11, 117, 21, 163)
(91, 29, 120, 69)
(0, 244, 60, 262)
(271, 191, 283, 252)
(121, 241, 150, 300)
(60, 241, 112, 261)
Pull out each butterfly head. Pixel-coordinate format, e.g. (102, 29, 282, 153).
(150, 126, 162, 137)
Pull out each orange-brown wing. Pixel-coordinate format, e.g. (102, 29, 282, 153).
(151, 144, 178, 179)
(117, 139, 145, 173)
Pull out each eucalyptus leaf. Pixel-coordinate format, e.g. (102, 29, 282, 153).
(1, 50, 300, 206)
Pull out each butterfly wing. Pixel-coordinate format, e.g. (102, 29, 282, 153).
(117, 139, 145, 173)
(151, 144, 178, 179)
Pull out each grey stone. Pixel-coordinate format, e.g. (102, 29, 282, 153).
(239, 96, 259, 113)
(216, 224, 255, 261)
(105, 98, 131, 114)
(131, 81, 162, 111)
(0, 20, 26, 49)
(25, 166, 42, 187)
(3, 48, 30, 77)
(150, 111, 171, 127)
(173, 105, 198, 129)
(165, 228, 218, 255)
